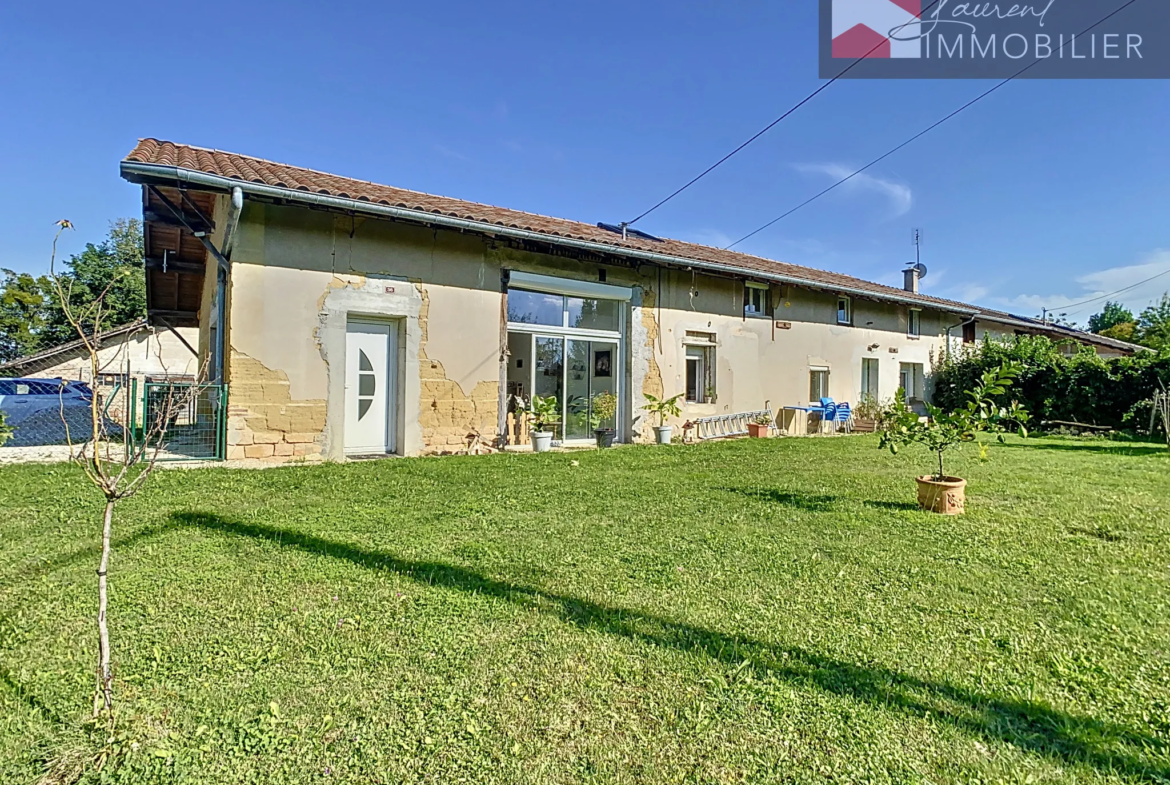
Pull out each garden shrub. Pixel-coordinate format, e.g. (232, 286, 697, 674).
(931, 336, 1170, 432)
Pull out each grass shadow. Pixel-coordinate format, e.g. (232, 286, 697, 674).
(177, 510, 1170, 782)
(0, 664, 68, 727)
(2, 519, 184, 582)
(1001, 441, 1168, 457)
(722, 489, 922, 514)
(719, 488, 839, 511)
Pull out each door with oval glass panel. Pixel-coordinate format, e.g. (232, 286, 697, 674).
(345, 319, 398, 455)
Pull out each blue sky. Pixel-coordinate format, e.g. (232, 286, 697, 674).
(2, 0, 1168, 324)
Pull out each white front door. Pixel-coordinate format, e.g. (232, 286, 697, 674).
(345, 319, 397, 455)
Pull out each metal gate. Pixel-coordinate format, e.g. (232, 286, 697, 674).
(141, 381, 228, 461)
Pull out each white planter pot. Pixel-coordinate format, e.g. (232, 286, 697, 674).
(531, 431, 553, 453)
(653, 425, 673, 445)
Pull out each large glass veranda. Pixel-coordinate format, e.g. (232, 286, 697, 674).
(504, 274, 628, 444)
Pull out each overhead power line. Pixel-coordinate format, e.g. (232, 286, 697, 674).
(725, 0, 1144, 251)
(1059, 264, 1170, 318)
(625, 0, 946, 227)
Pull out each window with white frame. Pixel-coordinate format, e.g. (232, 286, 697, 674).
(684, 332, 716, 404)
(837, 296, 852, 325)
(743, 282, 772, 319)
(908, 308, 921, 337)
(809, 367, 830, 403)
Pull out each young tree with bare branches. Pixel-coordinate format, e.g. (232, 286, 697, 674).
(47, 219, 204, 717)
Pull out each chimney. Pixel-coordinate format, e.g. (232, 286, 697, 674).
(903, 266, 919, 294)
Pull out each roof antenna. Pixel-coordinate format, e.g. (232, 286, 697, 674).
(908, 229, 928, 278)
(619, 222, 629, 240)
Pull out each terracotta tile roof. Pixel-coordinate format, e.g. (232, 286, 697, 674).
(122, 139, 1138, 352)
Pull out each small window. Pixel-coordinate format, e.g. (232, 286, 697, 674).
(685, 345, 715, 403)
(98, 373, 129, 387)
(743, 283, 772, 319)
(837, 296, 852, 325)
(963, 320, 977, 344)
(908, 309, 921, 337)
(809, 368, 829, 403)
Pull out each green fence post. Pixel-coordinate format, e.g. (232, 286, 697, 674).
(219, 384, 229, 461)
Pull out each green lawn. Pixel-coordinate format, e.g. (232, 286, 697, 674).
(1, 436, 1168, 784)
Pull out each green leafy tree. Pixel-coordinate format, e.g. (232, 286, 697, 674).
(880, 364, 1029, 481)
(1099, 321, 1138, 343)
(0, 269, 50, 363)
(1136, 293, 1170, 351)
(40, 219, 146, 347)
(932, 334, 1170, 432)
(1088, 301, 1135, 335)
(0, 220, 146, 362)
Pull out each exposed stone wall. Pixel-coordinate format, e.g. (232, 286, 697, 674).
(637, 288, 665, 442)
(225, 352, 325, 462)
(415, 285, 500, 452)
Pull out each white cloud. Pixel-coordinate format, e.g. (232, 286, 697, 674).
(794, 163, 913, 218)
(677, 228, 735, 249)
(989, 249, 1170, 321)
(432, 144, 471, 163)
(947, 283, 989, 304)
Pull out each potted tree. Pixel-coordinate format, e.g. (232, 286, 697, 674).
(747, 413, 773, 438)
(879, 363, 1028, 515)
(590, 391, 619, 449)
(528, 395, 560, 453)
(642, 393, 683, 445)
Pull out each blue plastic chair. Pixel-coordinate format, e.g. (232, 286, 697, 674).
(808, 397, 833, 417)
(834, 402, 853, 432)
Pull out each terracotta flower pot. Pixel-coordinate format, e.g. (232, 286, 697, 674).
(916, 475, 967, 515)
(747, 422, 770, 438)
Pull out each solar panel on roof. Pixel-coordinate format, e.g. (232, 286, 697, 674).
(597, 222, 663, 242)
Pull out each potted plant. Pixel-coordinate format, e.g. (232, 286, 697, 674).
(528, 395, 560, 453)
(852, 393, 890, 434)
(879, 363, 1028, 515)
(747, 413, 773, 438)
(642, 393, 683, 445)
(589, 391, 619, 449)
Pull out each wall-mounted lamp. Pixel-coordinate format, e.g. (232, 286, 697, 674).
(867, 343, 880, 351)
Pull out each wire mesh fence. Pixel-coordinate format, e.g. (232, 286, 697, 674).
(143, 381, 227, 461)
(0, 325, 219, 462)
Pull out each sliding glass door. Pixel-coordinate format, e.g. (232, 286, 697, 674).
(565, 339, 618, 440)
(505, 274, 628, 444)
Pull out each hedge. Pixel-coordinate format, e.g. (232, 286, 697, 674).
(931, 336, 1170, 433)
